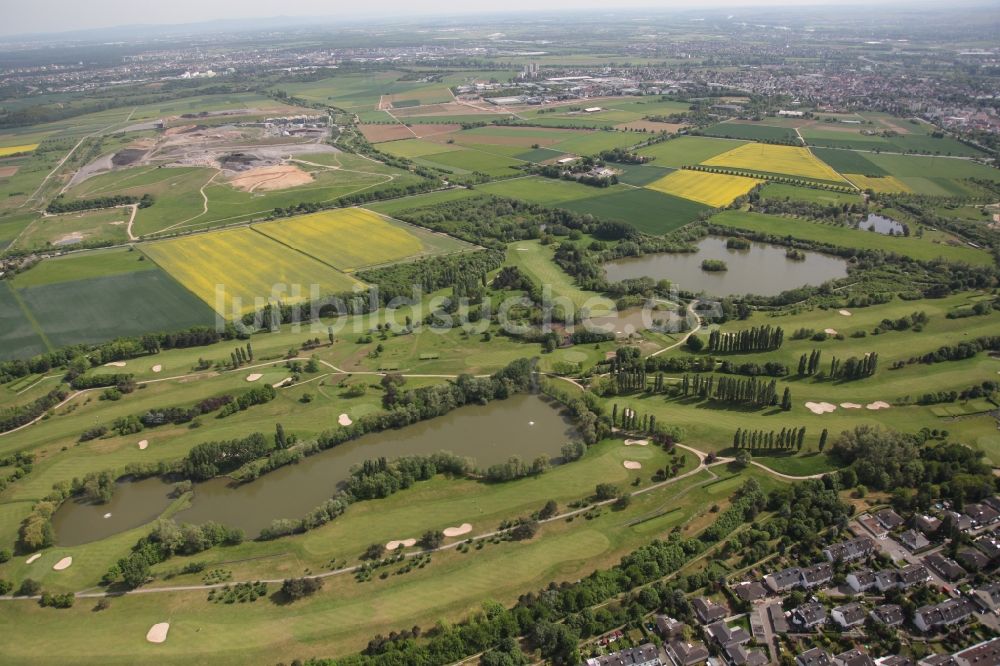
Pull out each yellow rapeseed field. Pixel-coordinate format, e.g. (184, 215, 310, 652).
(0, 143, 39, 157)
(844, 174, 911, 194)
(701, 143, 848, 183)
(141, 227, 362, 316)
(254, 208, 424, 271)
(646, 169, 763, 208)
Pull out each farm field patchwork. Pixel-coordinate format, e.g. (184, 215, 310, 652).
(254, 208, 472, 271)
(646, 169, 762, 207)
(701, 142, 848, 183)
(844, 174, 912, 193)
(637, 136, 747, 167)
(140, 227, 364, 316)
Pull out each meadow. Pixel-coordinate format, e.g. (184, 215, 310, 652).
(701, 143, 848, 183)
(758, 183, 863, 206)
(140, 228, 363, 316)
(646, 170, 762, 208)
(702, 121, 798, 143)
(9, 208, 131, 252)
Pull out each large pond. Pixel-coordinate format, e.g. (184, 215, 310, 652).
(52, 394, 578, 545)
(603, 236, 848, 297)
(858, 214, 906, 235)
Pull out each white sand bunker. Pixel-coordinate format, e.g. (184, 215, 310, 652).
(805, 401, 837, 415)
(25, 553, 41, 564)
(104, 361, 127, 367)
(53, 556, 73, 571)
(839, 310, 852, 316)
(152, 364, 162, 373)
(624, 438, 649, 446)
(146, 623, 170, 644)
(338, 413, 352, 426)
(840, 402, 862, 409)
(246, 373, 263, 382)
(824, 328, 838, 335)
(866, 401, 891, 410)
(272, 378, 292, 388)
(138, 440, 148, 450)
(515, 247, 529, 252)
(386, 538, 417, 551)
(103, 512, 112, 519)
(623, 460, 642, 470)
(443, 523, 473, 537)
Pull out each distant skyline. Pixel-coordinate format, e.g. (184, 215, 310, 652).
(0, 0, 950, 38)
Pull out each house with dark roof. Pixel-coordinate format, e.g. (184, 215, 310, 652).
(824, 536, 875, 563)
(875, 509, 904, 531)
(731, 581, 767, 603)
(831, 602, 866, 628)
(800, 562, 834, 589)
(667, 639, 709, 666)
(917, 515, 942, 536)
(924, 553, 967, 582)
(764, 567, 801, 593)
(797, 648, 834, 666)
(898, 529, 931, 552)
(847, 569, 877, 593)
(724, 643, 768, 666)
(704, 621, 751, 648)
(954, 637, 1000, 666)
(876, 563, 929, 591)
(585, 643, 662, 666)
(768, 603, 789, 633)
(973, 582, 1000, 613)
(876, 657, 915, 666)
(919, 656, 957, 666)
(656, 616, 685, 640)
(692, 597, 728, 625)
(858, 514, 887, 539)
(835, 648, 877, 666)
(983, 497, 1000, 515)
(975, 535, 1000, 561)
(914, 598, 977, 632)
(957, 546, 990, 572)
(871, 603, 905, 627)
(946, 511, 973, 532)
(964, 503, 1000, 527)
(791, 602, 827, 630)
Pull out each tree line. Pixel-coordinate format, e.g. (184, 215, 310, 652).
(733, 426, 807, 452)
(45, 193, 153, 214)
(707, 325, 784, 353)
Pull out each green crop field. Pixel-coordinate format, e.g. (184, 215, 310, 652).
(478, 176, 603, 205)
(702, 121, 799, 143)
(758, 183, 864, 206)
(637, 136, 747, 167)
(11, 247, 154, 289)
(0, 283, 48, 360)
(559, 187, 709, 235)
(811, 147, 889, 176)
(363, 188, 480, 215)
(711, 210, 994, 266)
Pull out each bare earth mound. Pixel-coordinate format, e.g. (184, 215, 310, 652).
(146, 623, 170, 644)
(443, 523, 473, 537)
(824, 328, 838, 335)
(228, 165, 313, 192)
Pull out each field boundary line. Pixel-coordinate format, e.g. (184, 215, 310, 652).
(4, 281, 54, 353)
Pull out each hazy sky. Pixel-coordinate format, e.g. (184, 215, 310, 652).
(3, 0, 904, 37)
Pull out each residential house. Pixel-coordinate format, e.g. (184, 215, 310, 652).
(655, 616, 685, 640)
(914, 598, 977, 632)
(835, 649, 877, 666)
(982, 497, 1000, 515)
(876, 657, 915, 666)
(954, 638, 1000, 666)
(899, 529, 931, 552)
(667, 640, 709, 666)
(957, 547, 990, 572)
(972, 582, 1000, 613)
(875, 509, 904, 531)
(964, 503, 1000, 527)
(918, 657, 957, 666)
(724, 643, 769, 666)
(831, 602, 866, 629)
(876, 563, 929, 592)
(768, 603, 789, 633)
(824, 536, 875, 563)
(917, 515, 942, 536)
(692, 597, 728, 625)
(871, 604, 905, 627)
(791, 602, 827, 630)
(797, 649, 834, 666)
(846, 569, 877, 593)
(974, 535, 1000, 561)
(704, 621, 751, 648)
(858, 514, 888, 539)
(800, 562, 834, 589)
(924, 553, 967, 582)
(732, 581, 767, 604)
(764, 567, 802, 593)
(585, 643, 662, 666)
(946, 511, 973, 532)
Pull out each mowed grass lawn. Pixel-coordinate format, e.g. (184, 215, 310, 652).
(254, 208, 469, 272)
(141, 227, 363, 316)
(647, 169, 762, 207)
(507, 240, 613, 310)
(712, 210, 994, 266)
(702, 143, 848, 183)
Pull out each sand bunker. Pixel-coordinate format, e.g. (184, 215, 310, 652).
(104, 361, 126, 367)
(443, 523, 473, 538)
(338, 413, 352, 426)
(624, 438, 649, 446)
(385, 538, 417, 551)
(152, 364, 162, 373)
(515, 247, 529, 251)
(103, 512, 112, 519)
(623, 460, 642, 470)
(25, 553, 41, 564)
(228, 164, 313, 192)
(146, 623, 170, 644)
(138, 440, 149, 450)
(272, 378, 292, 388)
(805, 401, 837, 415)
(866, 401, 891, 410)
(824, 328, 838, 335)
(246, 373, 263, 382)
(839, 310, 852, 316)
(840, 402, 862, 409)
(52, 556, 73, 571)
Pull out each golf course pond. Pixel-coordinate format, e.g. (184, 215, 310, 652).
(51, 393, 579, 545)
(602, 236, 848, 297)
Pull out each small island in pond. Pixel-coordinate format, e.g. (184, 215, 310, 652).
(700, 258, 728, 272)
